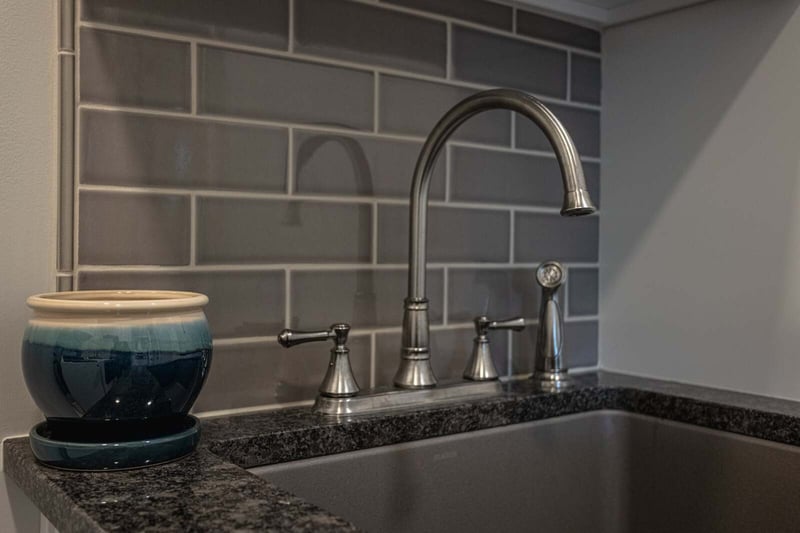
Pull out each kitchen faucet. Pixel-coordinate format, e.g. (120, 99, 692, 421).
(278, 88, 596, 414)
(394, 89, 596, 389)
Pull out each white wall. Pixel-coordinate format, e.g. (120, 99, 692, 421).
(600, 0, 800, 399)
(0, 0, 57, 530)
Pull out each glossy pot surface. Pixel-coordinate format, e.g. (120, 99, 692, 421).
(22, 290, 212, 424)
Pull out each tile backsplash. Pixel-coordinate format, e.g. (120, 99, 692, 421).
(63, 0, 601, 413)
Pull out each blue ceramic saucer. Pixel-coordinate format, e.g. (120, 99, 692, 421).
(29, 415, 200, 471)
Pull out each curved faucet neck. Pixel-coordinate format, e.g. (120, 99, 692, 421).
(395, 88, 595, 389)
(406, 88, 592, 299)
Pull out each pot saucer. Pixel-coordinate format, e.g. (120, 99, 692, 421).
(29, 415, 200, 471)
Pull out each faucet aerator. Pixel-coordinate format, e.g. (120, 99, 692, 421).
(561, 189, 596, 216)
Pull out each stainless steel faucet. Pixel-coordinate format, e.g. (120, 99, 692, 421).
(395, 88, 597, 389)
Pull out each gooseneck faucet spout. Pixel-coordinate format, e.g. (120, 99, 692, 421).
(394, 88, 597, 389)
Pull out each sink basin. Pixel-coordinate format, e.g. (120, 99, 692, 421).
(251, 410, 800, 533)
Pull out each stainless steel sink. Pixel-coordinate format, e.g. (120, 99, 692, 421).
(251, 410, 800, 533)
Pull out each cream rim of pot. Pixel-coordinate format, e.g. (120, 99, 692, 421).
(26, 290, 209, 314)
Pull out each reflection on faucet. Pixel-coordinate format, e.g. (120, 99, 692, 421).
(395, 89, 597, 389)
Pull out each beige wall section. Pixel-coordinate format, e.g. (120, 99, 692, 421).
(600, 0, 800, 398)
(0, 0, 58, 530)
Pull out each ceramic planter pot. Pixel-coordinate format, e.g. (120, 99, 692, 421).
(22, 290, 213, 431)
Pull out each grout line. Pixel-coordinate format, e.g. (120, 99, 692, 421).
(510, 113, 516, 149)
(286, 128, 295, 195)
(284, 269, 292, 328)
(213, 336, 277, 347)
(77, 21, 602, 112)
(566, 314, 600, 323)
(74, 261, 601, 273)
(566, 51, 572, 102)
(507, 329, 513, 378)
(442, 267, 449, 325)
(189, 41, 198, 114)
(445, 21, 453, 80)
(77, 183, 577, 215)
(189, 194, 197, 265)
(509, 210, 516, 263)
(75, 102, 601, 163)
(373, 72, 380, 133)
(444, 144, 452, 201)
(511, 6, 518, 33)
(370, 333, 377, 388)
(287, 0, 295, 53)
(371, 203, 378, 264)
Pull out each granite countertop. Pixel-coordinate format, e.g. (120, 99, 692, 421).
(5, 371, 800, 532)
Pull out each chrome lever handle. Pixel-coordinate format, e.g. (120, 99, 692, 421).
(474, 316, 526, 336)
(464, 315, 526, 382)
(277, 323, 358, 398)
(278, 323, 350, 348)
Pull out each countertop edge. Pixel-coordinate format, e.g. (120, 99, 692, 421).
(6, 371, 800, 532)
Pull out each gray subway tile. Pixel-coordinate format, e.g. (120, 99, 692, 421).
(78, 270, 285, 339)
(78, 191, 190, 265)
(511, 320, 598, 374)
(375, 327, 509, 385)
(377, 204, 509, 263)
(515, 103, 600, 158)
(291, 269, 443, 330)
(568, 267, 598, 316)
(448, 268, 541, 323)
(379, 75, 510, 145)
(294, 130, 444, 199)
(198, 46, 373, 130)
(80, 28, 190, 111)
(80, 110, 287, 191)
(452, 26, 567, 99)
(81, 0, 288, 50)
(571, 54, 601, 105)
(194, 336, 370, 411)
(516, 10, 601, 52)
(514, 212, 598, 263)
(197, 197, 372, 264)
(295, 0, 446, 76)
(451, 146, 600, 208)
(382, 0, 512, 30)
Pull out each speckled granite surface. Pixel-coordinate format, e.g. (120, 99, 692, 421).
(5, 371, 800, 532)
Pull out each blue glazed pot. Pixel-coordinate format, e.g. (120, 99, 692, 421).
(22, 291, 213, 428)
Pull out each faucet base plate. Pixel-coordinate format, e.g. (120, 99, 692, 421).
(313, 379, 503, 417)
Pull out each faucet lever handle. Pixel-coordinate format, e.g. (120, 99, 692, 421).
(277, 324, 359, 398)
(278, 323, 350, 348)
(464, 316, 526, 382)
(475, 316, 526, 336)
